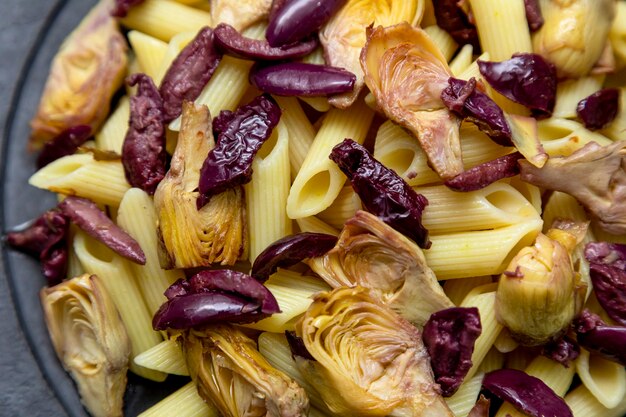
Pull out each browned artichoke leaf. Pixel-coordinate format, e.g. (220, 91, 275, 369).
(30, 1, 128, 150)
(361, 23, 463, 180)
(154, 102, 247, 268)
(307, 210, 453, 327)
(41, 274, 130, 417)
(520, 140, 626, 235)
(295, 287, 453, 417)
(183, 325, 309, 417)
(210, 0, 272, 31)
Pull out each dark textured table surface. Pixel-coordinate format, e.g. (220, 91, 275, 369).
(0, 1, 69, 416)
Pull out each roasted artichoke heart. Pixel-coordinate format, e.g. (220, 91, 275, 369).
(361, 23, 462, 180)
(210, 0, 272, 31)
(41, 274, 130, 417)
(154, 102, 248, 268)
(307, 210, 453, 326)
(496, 227, 587, 346)
(30, 0, 128, 149)
(295, 286, 453, 417)
(320, 0, 424, 108)
(182, 325, 309, 417)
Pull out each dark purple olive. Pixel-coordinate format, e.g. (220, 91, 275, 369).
(524, 0, 544, 31)
(541, 336, 580, 368)
(36, 125, 92, 168)
(214, 23, 318, 61)
(197, 94, 281, 208)
(6, 209, 69, 285)
(122, 73, 167, 195)
(441, 77, 512, 146)
(250, 62, 356, 97)
(482, 369, 573, 417)
(285, 330, 316, 361)
(478, 53, 557, 117)
(58, 196, 146, 265)
(266, 0, 347, 47)
(251, 232, 338, 282)
(160, 27, 222, 123)
(444, 152, 523, 192)
(422, 307, 482, 397)
(329, 139, 430, 249)
(110, 0, 144, 17)
(153, 269, 280, 330)
(576, 88, 620, 131)
(574, 309, 626, 366)
(585, 242, 626, 326)
(432, 0, 480, 49)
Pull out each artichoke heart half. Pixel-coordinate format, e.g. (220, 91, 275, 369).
(320, 0, 425, 108)
(182, 325, 309, 417)
(29, 0, 128, 149)
(361, 23, 463, 180)
(154, 102, 248, 268)
(295, 286, 453, 417)
(41, 274, 130, 417)
(210, 0, 273, 31)
(496, 224, 587, 346)
(307, 210, 453, 327)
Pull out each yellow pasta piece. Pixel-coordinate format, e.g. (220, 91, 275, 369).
(73, 231, 165, 381)
(449, 44, 474, 77)
(246, 122, 292, 261)
(443, 276, 493, 306)
(287, 99, 374, 218)
(128, 31, 169, 81)
(538, 118, 613, 157)
(117, 188, 182, 314)
(295, 216, 340, 236)
(576, 349, 626, 409)
(29, 153, 130, 207)
(601, 88, 626, 141)
(424, 25, 458, 61)
(610, 1, 626, 69)
(445, 373, 484, 417)
(492, 329, 518, 353)
(300, 47, 331, 112)
(138, 382, 218, 417)
(477, 347, 504, 374)
(553, 75, 605, 119)
(457, 52, 490, 81)
(134, 339, 189, 376)
(425, 219, 543, 280)
(317, 186, 362, 230)
(274, 96, 316, 177)
(120, 0, 211, 42)
(565, 385, 626, 417)
(95, 96, 129, 153)
(245, 269, 330, 333)
(460, 285, 503, 380)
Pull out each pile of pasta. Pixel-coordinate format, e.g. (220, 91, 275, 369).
(26, 0, 626, 416)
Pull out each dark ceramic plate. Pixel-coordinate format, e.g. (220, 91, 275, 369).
(1, 1, 185, 415)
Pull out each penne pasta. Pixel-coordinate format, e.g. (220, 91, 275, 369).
(138, 382, 217, 417)
(443, 276, 493, 306)
(134, 339, 189, 376)
(477, 347, 505, 374)
(457, 52, 490, 81)
(444, 373, 484, 417)
(128, 30, 169, 82)
(492, 329, 518, 354)
(73, 231, 165, 381)
(95, 96, 129, 154)
(274, 96, 316, 177)
(120, 0, 211, 42)
(300, 47, 332, 112)
(576, 348, 626, 409)
(317, 186, 362, 230)
(295, 216, 340, 236)
(245, 122, 292, 261)
(29, 153, 130, 207)
(601, 88, 626, 141)
(553, 75, 606, 119)
(449, 44, 474, 77)
(565, 385, 626, 417)
(423, 25, 458, 61)
(538, 118, 613, 157)
(287, 99, 374, 218)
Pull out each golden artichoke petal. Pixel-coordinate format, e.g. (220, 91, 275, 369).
(154, 102, 248, 268)
(295, 287, 452, 417)
(308, 211, 453, 326)
(183, 325, 309, 417)
(29, 1, 128, 149)
(496, 231, 585, 345)
(210, 0, 272, 31)
(361, 23, 462, 179)
(40, 274, 130, 417)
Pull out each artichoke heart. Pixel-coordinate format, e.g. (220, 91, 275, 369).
(295, 286, 453, 417)
(361, 23, 463, 180)
(40, 274, 130, 417)
(182, 325, 309, 417)
(30, 0, 128, 149)
(307, 210, 453, 327)
(320, 0, 424, 109)
(210, 0, 272, 31)
(154, 102, 248, 268)
(496, 226, 587, 346)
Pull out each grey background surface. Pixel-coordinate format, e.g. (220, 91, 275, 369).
(0, 1, 69, 415)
